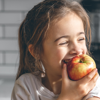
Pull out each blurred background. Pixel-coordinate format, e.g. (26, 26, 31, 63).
(0, 0, 100, 100)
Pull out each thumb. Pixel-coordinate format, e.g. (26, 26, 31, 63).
(62, 64, 69, 84)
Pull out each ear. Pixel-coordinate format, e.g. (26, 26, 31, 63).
(28, 44, 35, 57)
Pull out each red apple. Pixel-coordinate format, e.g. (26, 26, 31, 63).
(67, 54, 96, 81)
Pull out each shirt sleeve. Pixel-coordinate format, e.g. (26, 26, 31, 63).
(83, 76, 100, 100)
(11, 82, 32, 100)
(11, 74, 37, 100)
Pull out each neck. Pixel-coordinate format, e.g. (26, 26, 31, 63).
(42, 74, 62, 95)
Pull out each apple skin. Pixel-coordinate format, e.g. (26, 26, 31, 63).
(67, 54, 96, 81)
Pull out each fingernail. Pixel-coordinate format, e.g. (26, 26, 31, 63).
(95, 68, 98, 73)
(63, 64, 66, 68)
(63, 64, 66, 69)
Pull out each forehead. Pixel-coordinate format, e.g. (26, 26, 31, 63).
(45, 12, 84, 39)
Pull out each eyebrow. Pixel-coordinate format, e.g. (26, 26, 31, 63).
(77, 32, 85, 36)
(54, 32, 85, 42)
(54, 35, 69, 42)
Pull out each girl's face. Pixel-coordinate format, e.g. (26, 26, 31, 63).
(41, 13, 87, 78)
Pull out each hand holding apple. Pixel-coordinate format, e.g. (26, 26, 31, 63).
(67, 54, 96, 81)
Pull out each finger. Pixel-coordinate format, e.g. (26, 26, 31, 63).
(78, 68, 97, 84)
(87, 72, 99, 92)
(90, 72, 99, 83)
(62, 64, 69, 84)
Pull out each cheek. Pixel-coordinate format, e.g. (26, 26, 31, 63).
(45, 47, 67, 65)
(55, 48, 68, 61)
(83, 44, 87, 54)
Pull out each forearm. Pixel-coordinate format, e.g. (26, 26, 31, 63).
(57, 97, 100, 100)
(87, 97, 100, 100)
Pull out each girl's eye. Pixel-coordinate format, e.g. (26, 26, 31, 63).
(59, 41, 68, 45)
(79, 38, 85, 41)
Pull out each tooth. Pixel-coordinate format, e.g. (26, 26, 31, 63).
(79, 53, 82, 55)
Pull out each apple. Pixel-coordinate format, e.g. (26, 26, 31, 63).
(66, 54, 96, 81)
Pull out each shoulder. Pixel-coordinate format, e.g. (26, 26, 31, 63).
(11, 73, 41, 100)
(16, 72, 41, 85)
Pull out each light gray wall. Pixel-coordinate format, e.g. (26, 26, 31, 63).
(0, 0, 42, 76)
(0, 0, 81, 76)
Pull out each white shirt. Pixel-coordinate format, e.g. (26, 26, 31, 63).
(11, 73, 100, 100)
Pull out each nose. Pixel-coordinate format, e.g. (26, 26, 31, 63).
(69, 42, 83, 55)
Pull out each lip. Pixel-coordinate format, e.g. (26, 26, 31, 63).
(63, 54, 83, 63)
(62, 56, 76, 64)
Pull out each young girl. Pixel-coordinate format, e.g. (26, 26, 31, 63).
(11, 0, 100, 100)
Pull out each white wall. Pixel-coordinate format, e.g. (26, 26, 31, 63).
(0, 0, 42, 76)
(0, 0, 81, 76)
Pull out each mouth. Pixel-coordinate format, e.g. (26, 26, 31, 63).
(62, 54, 83, 64)
(63, 59, 71, 64)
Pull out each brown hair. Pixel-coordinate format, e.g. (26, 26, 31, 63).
(16, 0, 91, 80)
